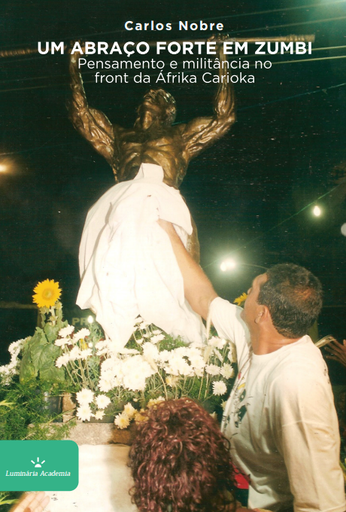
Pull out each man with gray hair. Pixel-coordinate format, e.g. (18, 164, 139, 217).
(159, 218, 345, 512)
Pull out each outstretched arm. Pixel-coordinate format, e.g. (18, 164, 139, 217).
(181, 41, 236, 159)
(158, 219, 217, 319)
(69, 47, 118, 179)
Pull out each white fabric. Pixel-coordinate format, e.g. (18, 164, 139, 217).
(47, 445, 136, 511)
(77, 164, 204, 351)
(210, 297, 346, 512)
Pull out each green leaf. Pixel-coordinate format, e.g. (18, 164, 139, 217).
(0, 497, 17, 505)
(0, 400, 15, 408)
(36, 344, 65, 383)
(44, 322, 60, 343)
(37, 343, 60, 368)
(19, 348, 37, 382)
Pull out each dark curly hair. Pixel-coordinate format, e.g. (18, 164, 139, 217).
(129, 398, 235, 512)
(258, 263, 323, 338)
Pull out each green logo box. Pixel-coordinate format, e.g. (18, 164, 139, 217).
(0, 440, 78, 491)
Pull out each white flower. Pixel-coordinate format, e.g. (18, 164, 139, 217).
(8, 339, 25, 357)
(150, 334, 165, 344)
(0, 364, 16, 385)
(98, 377, 114, 393)
(112, 376, 121, 387)
(7, 348, 21, 370)
(114, 413, 130, 429)
(96, 339, 112, 356)
(123, 402, 136, 418)
(98, 364, 122, 390)
(122, 356, 155, 391)
(166, 375, 179, 387)
(76, 388, 94, 405)
(188, 354, 205, 372)
(228, 343, 237, 363)
(8, 360, 18, 371)
(152, 329, 162, 335)
(165, 354, 193, 377)
(208, 336, 226, 349)
(76, 404, 93, 421)
(95, 394, 111, 409)
(58, 325, 75, 337)
(123, 374, 147, 392)
(212, 381, 227, 396)
(143, 342, 159, 361)
(80, 348, 92, 360)
(206, 364, 220, 376)
(220, 364, 235, 379)
(213, 349, 224, 363)
(100, 357, 121, 375)
(55, 337, 71, 347)
(95, 339, 109, 350)
(94, 410, 105, 421)
(175, 346, 189, 357)
(69, 346, 83, 360)
(55, 354, 70, 368)
(158, 350, 171, 362)
(73, 328, 90, 341)
(147, 397, 165, 408)
(163, 356, 184, 376)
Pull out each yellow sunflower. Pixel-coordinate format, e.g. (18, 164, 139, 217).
(234, 292, 248, 307)
(32, 279, 61, 308)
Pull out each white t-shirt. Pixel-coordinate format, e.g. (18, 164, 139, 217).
(210, 297, 346, 512)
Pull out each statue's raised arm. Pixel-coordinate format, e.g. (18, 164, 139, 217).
(73, 39, 237, 348)
(69, 45, 119, 180)
(181, 41, 236, 159)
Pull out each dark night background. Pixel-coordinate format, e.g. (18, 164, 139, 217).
(0, 1, 345, 382)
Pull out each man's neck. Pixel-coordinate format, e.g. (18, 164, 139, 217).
(251, 326, 301, 355)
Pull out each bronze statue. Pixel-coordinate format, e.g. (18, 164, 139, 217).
(70, 42, 235, 347)
(69, 43, 235, 261)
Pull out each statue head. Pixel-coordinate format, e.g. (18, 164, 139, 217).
(137, 89, 177, 126)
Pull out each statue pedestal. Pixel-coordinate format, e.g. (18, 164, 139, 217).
(46, 425, 137, 511)
(47, 444, 138, 512)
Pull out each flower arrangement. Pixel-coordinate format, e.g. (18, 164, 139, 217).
(0, 280, 237, 428)
(54, 317, 237, 426)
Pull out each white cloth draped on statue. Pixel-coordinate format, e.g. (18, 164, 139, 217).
(77, 163, 204, 351)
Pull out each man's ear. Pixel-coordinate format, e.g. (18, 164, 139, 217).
(255, 305, 270, 324)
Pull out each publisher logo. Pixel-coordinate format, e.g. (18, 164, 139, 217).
(0, 441, 78, 491)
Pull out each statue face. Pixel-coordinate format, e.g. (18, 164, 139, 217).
(141, 90, 168, 116)
(138, 89, 176, 126)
